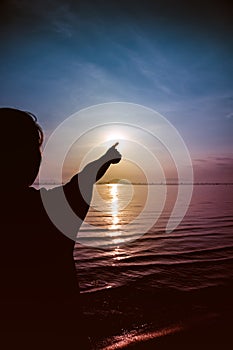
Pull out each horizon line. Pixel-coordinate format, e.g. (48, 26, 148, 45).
(35, 181, 233, 186)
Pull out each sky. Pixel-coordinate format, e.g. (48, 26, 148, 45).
(1, 0, 233, 183)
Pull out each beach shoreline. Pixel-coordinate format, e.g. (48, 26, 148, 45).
(80, 281, 233, 349)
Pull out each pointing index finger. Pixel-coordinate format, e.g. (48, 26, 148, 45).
(112, 142, 119, 148)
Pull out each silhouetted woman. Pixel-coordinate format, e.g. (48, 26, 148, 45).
(0, 108, 121, 349)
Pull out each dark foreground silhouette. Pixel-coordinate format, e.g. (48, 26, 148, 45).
(82, 282, 233, 350)
(0, 108, 121, 349)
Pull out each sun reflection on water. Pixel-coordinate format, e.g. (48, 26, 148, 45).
(109, 245, 131, 264)
(108, 184, 121, 233)
(78, 182, 149, 248)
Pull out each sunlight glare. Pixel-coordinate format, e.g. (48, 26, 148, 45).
(112, 238, 125, 245)
(108, 184, 121, 232)
(105, 131, 125, 142)
(110, 183, 118, 200)
(109, 214, 119, 230)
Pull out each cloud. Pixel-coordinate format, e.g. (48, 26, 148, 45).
(3, 0, 78, 38)
(226, 112, 233, 120)
(193, 155, 233, 182)
(193, 158, 208, 163)
(193, 156, 233, 167)
(213, 156, 233, 161)
(214, 159, 233, 173)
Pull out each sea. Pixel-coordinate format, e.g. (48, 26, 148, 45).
(73, 184, 233, 349)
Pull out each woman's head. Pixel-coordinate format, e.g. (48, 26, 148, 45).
(0, 108, 44, 187)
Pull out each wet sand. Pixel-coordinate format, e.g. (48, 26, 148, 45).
(100, 315, 232, 350)
(81, 282, 233, 349)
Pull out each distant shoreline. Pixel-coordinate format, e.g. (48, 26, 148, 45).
(97, 182, 233, 186)
(35, 182, 233, 186)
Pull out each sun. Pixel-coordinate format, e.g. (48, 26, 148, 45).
(105, 132, 125, 142)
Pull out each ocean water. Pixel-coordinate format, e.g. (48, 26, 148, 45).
(75, 184, 233, 292)
(73, 184, 233, 349)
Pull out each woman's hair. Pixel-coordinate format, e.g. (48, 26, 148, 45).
(0, 107, 44, 147)
(0, 107, 44, 187)
(24, 111, 44, 147)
